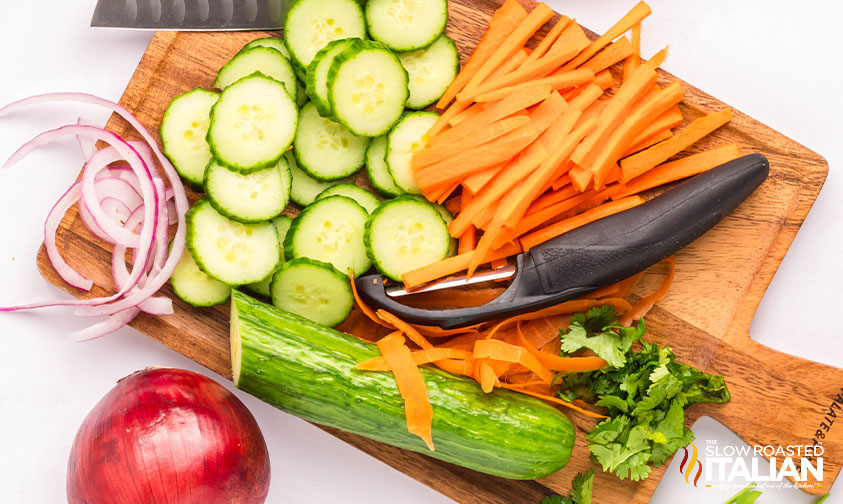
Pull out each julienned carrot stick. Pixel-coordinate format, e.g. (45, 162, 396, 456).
(590, 80, 684, 188)
(528, 183, 579, 214)
(568, 52, 663, 173)
(552, 173, 572, 191)
(427, 100, 469, 138)
(376, 309, 432, 349)
(501, 115, 596, 228)
(432, 182, 461, 205)
(473, 339, 555, 383)
(428, 84, 551, 148)
(621, 129, 672, 158)
(520, 196, 644, 250)
(458, 23, 591, 101)
(414, 115, 531, 168)
(460, 3, 555, 97)
(567, 84, 604, 112)
(463, 160, 508, 195)
(375, 332, 435, 450)
(623, 23, 642, 82)
(491, 189, 598, 249)
(488, 47, 530, 83)
(613, 143, 743, 199)
(448, 103, 484, 127)
(416, 93, 567, 190)
(457, 191, 476, 254)
(401, 242, 522, 288)
(523, 16, 573, 66)
(562, 0, 653, 71)
(580, 36, 634, 74)
(437, 0, 528, 109)
(627, 104, 683, 148)
(474, 68, 594, 102)
(449, 140, 550, 237)
(620, 108, 733, 181)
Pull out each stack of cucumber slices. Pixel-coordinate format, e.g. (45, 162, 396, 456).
(160, 0, 460, 327)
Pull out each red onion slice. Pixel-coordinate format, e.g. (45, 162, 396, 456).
(45, 181, 94, 292)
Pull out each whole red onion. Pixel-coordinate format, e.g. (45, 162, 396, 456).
(67, 368, 270, 503)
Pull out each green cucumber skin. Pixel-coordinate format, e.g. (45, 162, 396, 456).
(231, 290, 576, 479)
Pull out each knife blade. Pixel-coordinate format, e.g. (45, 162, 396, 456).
(91, 0, 292, 30)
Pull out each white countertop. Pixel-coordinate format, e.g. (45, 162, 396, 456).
(1, 1, 841, 502)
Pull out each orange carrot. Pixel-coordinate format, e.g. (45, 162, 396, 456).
(499, 384, 608, 418)
(515, 322, 607, 373)
(590, 80, 685, 188)
(524, 16, 573, 66)
(357, 348, 475, 371)
(528, 183, 580, 213)
(414, 324, 483, 338)
(491, 257, 508, 269)
(562, 0, 653, 71)
(434, 182, 461, 204)
(491, 189, 598, 248)
(376, 309, 432, 349)
(427, 100, 469, 138)
(613, 143, 743, 199)
(349, 269, 393, 328)
(448, 103, 485, 127)
(415, 116, 530, 169)
(473, 339, 554, 382)
(401, 242, 522, 288)
(623, 23, 642, 82)
(375, 332, 435, 450)
(620, 108, 733, 181)
(628, 104, 683, 146)
(477, 360, 499, 392)
(520, 196, 644, 250)
(474, 68, 594, 102)
(437, 0, 528, 108)
(620, 256, 675, 326)
(462, 160, 508, 195)
(551, 173, 572, 191)
(458, 23, 591, 101)
(484, 298, 634, 341)
(459, 3, 555, 97)
(568, 50, 665, 174)
(622, 128, 673, 158)
(429, 83, 551, 148)
(488, 47, 530, 83)
(501, 115, 595, 228)
(416, 93, 567, 191)
(458, 191, 476, 254)
(580, 36, 634, 74)
(449, 140, 550, 236)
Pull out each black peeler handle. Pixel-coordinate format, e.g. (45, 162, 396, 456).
(355, 153, 770, 329)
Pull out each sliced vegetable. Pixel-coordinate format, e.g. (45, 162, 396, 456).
(365, 136, 403, 197)
(305, 38, 359, 117)
(160, 87, 219, 187)
(365, 0, 448, 52)
(283, 0, 367, 71)
(398, 34, 460, 110)
(204, 156, 291, 223)
(270, 257, 353, 326)
(214, 46, 298, 103)
(386, 111, 439, 194)
(246, 215, 293, 297)
(316, 184, 381, 214)
(170, 246, 231, 307)
(293, 101, 370, 181)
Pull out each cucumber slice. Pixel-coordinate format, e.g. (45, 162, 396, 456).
(365, 195, 450, 281)
(398, 34, 460, 110)
(242, 37, 291, 60)
(365, 0, 448, 52)
(170, 246, 231, 307)
(284, 195, 371, 276)
(365, 136, 403, 197)
(386, 111, 438, 194)
(270, 257, 353, 326)
(204, 157, 292, 223)
(328, 40, 409, 137)
(289, 150, 343, 206)
(305, 38, 359, 117)
(283, 0, 367, 70)
(186, 199, 282, 285)
(208, 73, 298, 173)
(160, 88, 219, 188)
(246, 215, 294, 297)
(427, 199, 457, 256)
(316, 184, 380, 214)
(215, 46, 298, 105)
(293, 102, 370, 181)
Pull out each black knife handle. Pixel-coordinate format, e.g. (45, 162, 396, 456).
(528, 152, 769, 296)
(354, 154, 769, 328)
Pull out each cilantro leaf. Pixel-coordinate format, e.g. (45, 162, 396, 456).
(570, 469, 594, 504)
(559, 309, 644, 368)
(541, 496, 571, 504)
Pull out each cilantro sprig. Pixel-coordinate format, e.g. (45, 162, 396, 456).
(555, 306, 731, 481)
(541, 469, 594, 504)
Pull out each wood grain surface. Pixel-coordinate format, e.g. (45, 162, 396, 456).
(36, 0, 836, 501)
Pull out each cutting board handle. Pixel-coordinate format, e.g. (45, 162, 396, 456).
(703, 331, 843, 495)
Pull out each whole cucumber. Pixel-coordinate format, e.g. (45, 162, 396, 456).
(230, 289, 575, 480)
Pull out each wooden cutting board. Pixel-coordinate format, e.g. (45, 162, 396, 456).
(36, 0, 835, 501)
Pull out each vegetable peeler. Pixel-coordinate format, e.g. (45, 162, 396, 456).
(354, 153, 770, 329)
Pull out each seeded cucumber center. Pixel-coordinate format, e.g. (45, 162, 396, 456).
(351, 73, 387, 115)
(315, 218, 355, 253)
(292, 282, 332, 307)
(310, 17, 346, 48)
(233, 102, 277, 142)
(213, 218, 257, 266)
(316, 120, 353, 151)
(385, 0, 423, 27)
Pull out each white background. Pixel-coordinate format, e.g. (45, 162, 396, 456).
(0, 1, 841, 502)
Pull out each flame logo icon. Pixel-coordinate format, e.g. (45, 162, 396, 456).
(678, 442, 703, 486)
